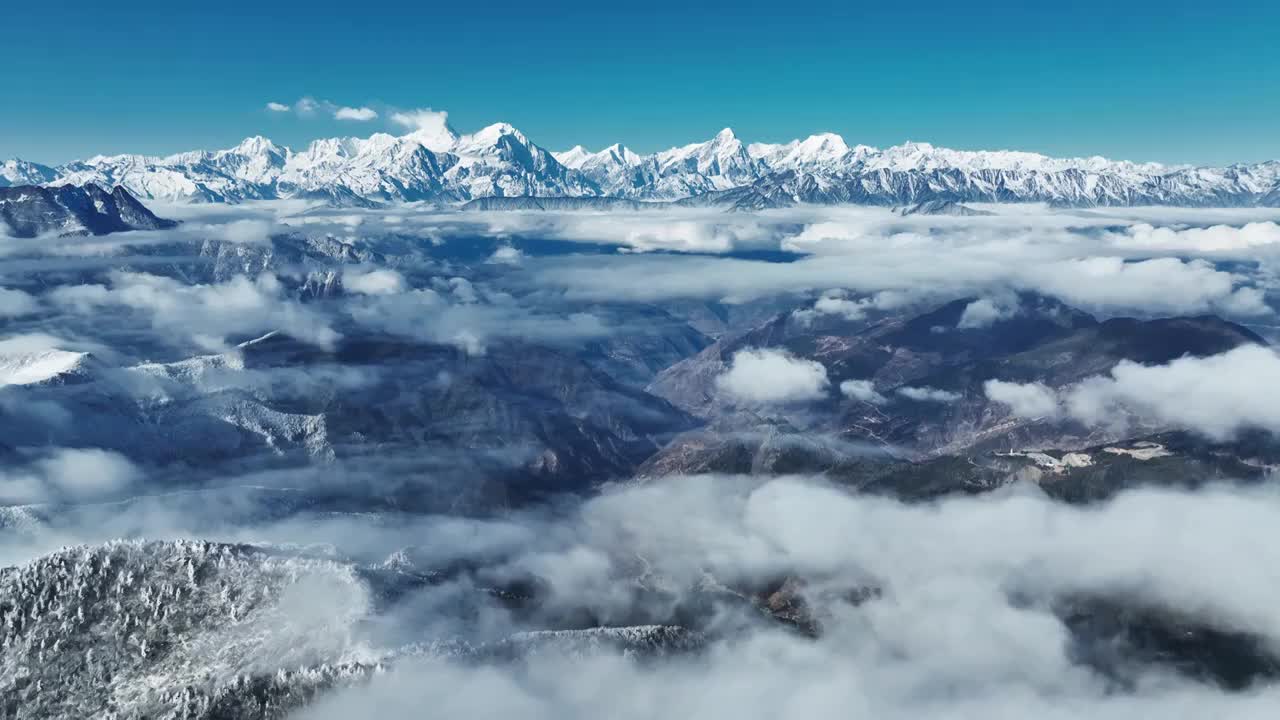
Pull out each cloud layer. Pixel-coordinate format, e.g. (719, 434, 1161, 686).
(285, 475, 1280, 719)
(985, 345, 1280, 439)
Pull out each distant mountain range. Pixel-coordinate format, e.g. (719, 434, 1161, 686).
(4, 121, 1280, 208)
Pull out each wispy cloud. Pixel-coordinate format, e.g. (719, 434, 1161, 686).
(334, 106, 378, 122)
(266, 97, 380, 122)
(294, 96, 321, 116)
(46, 271, 340, 352)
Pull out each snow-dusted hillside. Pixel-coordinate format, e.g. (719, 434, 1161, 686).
(8, 117, 1280, 208)
(0, 539, 710, 719)
(0, 348, 95, 387)
(0, 540, 377, 719)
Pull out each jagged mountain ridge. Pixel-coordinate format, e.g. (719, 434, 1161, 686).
(7, 120, 1280, 207)
(0, 159, 58, 188)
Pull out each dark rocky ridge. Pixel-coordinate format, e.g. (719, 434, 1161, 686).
(0, 183, 177, 238)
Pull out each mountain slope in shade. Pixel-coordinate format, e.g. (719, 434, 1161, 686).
(8, 121, 1280, 207)
(0, 183, 177, 238)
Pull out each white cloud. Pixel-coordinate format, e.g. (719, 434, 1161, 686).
(217, 219, 273, 244)
(484, 208, 781, 255)
(1218, 286, 1271, 317)
(265, 97, 379, 123)
(292, 199, 1273, 318)
(345, 287, 607, 356)
(984, 345, 1280, 439)
(0, 287, 39, 317)
(896, 386, 961, 403)
(487, 245, 524, 266)
(1121, 221, 1280, 253)
(390, 108, 456, 152)
(344, 268, 406, 295)
(389, 108, 449, 131)
(0, 448, 139, 505)
(47, 272, 339, 351)
(539, 248, 1269, 318)
(0, 333, 66, 355)
(334, 106, 378, 122)
(302, 476, 1280, 719)
(1062, 344, 1280, 440)
(528, 208, 1273, 318)
(444, 277, 478, 303)
(812, 293, 870, 320)
(716, 348, 830, 405)
(958, 296, 1018, 328)
(1024, 257, 1270, 318)
(794, 289, 917, 325)
(984, 380, 1062, 419)
(839, 379, 887, 405)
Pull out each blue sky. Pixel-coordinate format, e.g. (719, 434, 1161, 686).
(6, 0, 1277, 165)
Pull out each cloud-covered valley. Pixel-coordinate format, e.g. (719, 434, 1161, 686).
(4, 197, 1280, 719)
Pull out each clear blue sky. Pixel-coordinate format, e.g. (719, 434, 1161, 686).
(6, 0, 1277, 165)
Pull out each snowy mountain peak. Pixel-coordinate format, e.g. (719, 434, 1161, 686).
(554, 145, 591, 169)
(300, 136, 361, 158)
(602, 143, 641, 165)
(451, 123, 546, 166)
(468, 122, 523, 145)
(82, 153, 153, 167)
(554, 143, 642, 171)
(653, 127, 761, 187)
(227, 135, 286, 159)
(797, 132, 849, 152)
(759, 132, 859, 169)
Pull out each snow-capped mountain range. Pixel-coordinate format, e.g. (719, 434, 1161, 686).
(5, 119, 1280, 208)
